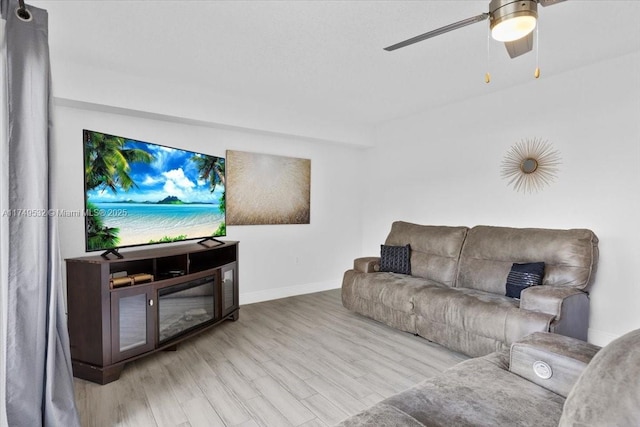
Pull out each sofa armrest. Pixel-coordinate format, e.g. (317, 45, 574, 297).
(510, 332, 600, 398)
(520, 286, 590, 341)
(354, 257, 380, 273)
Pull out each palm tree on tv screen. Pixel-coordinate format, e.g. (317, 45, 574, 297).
(84, 131, 154, 193)
(191, 155, 226, 235)
(191, 155, 225, 193)
(86, 201, 121, 250)
(84, 131, 155, 249)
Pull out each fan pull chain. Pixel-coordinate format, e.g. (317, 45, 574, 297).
(485, 26, 491, 84)
(534, 23, 541, 79)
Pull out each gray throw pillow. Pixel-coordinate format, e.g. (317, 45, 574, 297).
(380, 244, 411, 275)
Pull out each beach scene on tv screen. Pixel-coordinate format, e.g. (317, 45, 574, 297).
(84, 131, 225, 251)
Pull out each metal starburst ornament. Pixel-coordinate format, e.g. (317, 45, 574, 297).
(501, 138, 561, 193)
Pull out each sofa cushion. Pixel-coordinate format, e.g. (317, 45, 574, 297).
(342, 270, 431, 334)
(458, 226, 598, 294)
(505, 262, 545, 299)
(379, 244, 411, 274)
(336, 403, 426, 427)
(413, 287, 553, 356)
(384, 221, 468, 286)
(413, 286, 518, 336)
(559, 328, 640, 427)
(349, 272, 443, 313)
(338, 350, 564, 427)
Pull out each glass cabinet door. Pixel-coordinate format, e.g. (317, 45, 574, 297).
(158, 275, 216, 344)
(220, 262, 238, 318)
(111, 285, 155, 363)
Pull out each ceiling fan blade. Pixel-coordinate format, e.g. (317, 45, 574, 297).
(504, 32, 534, 58)
(384, 13, 489, 51)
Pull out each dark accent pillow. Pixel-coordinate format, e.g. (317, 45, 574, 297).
(380, 244, 411, 275)
(505, 262, 545, 299)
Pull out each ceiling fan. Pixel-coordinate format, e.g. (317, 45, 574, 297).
(384, 0, 566, 59)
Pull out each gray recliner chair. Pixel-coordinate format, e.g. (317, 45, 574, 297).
(337, 328, 640, 426)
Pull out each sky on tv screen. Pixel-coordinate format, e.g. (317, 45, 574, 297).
(87, 139, 224, 204)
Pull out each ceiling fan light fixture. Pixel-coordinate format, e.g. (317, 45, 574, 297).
(490, 0, 538, 42)
(492, 15, 537, 42)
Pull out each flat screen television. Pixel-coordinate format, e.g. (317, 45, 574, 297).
(83, 129, 225, 256)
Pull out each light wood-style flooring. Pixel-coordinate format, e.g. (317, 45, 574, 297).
(74, 288, 468, 427)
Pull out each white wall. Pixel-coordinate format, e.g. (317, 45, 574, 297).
(363, 52, 640, 346)
(52, 104, 365, 304)
(49, 44, 639, 346)
(51, 61, 373, 148)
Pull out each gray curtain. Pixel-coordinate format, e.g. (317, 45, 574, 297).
(1, 1, 79, 426)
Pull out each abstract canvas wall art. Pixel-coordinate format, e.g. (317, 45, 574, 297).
(226, 150, 311, 225)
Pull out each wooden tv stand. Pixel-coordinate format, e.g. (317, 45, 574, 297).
(66, 241, 239, 384)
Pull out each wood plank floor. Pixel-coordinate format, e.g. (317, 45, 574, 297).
(74, 289, 468, 427)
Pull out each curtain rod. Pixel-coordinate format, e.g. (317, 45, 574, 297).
(17, 0, 32, 21)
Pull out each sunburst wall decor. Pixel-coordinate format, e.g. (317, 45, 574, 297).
(501, 138, 561, 193)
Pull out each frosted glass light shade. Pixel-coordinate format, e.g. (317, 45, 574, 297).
(492, 15, 537, 42)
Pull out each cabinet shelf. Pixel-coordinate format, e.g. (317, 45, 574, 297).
(66, 241, 239, 384)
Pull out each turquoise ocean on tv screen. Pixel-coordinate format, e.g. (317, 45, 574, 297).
(92, 202, 224, 245)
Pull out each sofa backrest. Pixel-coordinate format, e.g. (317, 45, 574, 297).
(385, 221, 468, 287)
(456, 226, 599, 294)
(558, 328, 640, 427)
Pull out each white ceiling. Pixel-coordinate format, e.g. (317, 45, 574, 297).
(30, 0, 640, 126)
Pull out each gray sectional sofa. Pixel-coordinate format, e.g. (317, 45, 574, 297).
(342, 221, 599, 357)
(338, 328, 640, 426)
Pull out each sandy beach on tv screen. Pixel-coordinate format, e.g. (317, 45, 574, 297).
(117, 222, 222, 247)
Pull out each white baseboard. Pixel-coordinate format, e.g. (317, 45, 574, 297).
(239, 279, 340, 305)
(588, 328, 620, 346)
